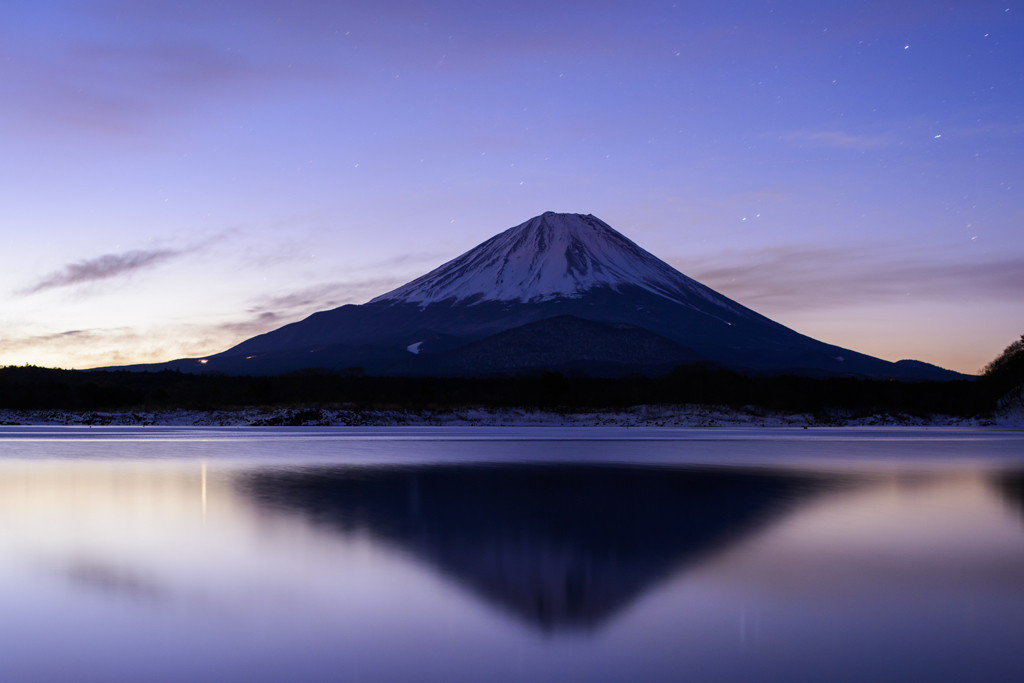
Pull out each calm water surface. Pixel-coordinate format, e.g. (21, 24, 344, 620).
(1, 426, 1022, 682)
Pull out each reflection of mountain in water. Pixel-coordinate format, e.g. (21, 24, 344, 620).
(243, 465, 823, 631)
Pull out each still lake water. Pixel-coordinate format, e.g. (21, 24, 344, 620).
(1, 426, 1023, 682)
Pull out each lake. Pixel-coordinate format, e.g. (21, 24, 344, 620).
(1, 426, 1022, 682)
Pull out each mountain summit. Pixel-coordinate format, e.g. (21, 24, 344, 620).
(372, 212, 738, 313)
(121, 212, 965, 380)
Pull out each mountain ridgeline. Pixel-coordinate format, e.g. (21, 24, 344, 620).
(125, 212, 965, 381)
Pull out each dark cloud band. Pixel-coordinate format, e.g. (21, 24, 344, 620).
(22, 249, 182, 294)
(684, 245, 1024, 311)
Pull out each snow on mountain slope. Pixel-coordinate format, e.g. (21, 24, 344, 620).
(371, 212, 740, 312)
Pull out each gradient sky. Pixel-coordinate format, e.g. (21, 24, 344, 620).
(1, 0, 1021, 373)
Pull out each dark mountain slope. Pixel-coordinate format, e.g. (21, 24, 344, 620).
(412, 315, 709, 377)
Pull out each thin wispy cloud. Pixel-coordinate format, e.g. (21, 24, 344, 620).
(210, 314, 283, 341)
(237, 248, 452, 317)
(21, 249, 183, 295)
(779, 119, 1023, 152)
(0, 326, 142, 367)
(0, 6, 337, 136)
(0, 317, 299, 368)
(782, 129, 893, 149)
(0, 323, 221, 368)
(246, 277, 411, 316)
(0, 328, 103, 351)
(4, 1, 980, 138)
(682, 245, 1024, 311)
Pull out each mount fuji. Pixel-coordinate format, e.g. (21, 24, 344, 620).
(370, 212, 740, 311)
(133, 212, 963, 380)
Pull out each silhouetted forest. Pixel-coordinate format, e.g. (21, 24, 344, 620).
(0, 364, 996, 417)
(981, 334, 1024, 410)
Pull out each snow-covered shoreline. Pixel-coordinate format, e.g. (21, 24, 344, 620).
(1, 405, 1017, 428)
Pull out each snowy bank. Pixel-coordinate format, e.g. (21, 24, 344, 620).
(0, 404, 1012, 428)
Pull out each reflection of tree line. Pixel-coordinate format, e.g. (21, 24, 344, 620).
(242, 465, 831, 631)
(996, 471, 1024, 521)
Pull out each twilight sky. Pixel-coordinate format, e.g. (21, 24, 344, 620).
(1, 0, 1021, 374)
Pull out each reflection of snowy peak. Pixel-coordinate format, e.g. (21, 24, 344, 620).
(371, 212, 735, 310)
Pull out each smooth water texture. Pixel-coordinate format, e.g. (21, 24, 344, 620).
(1, 427, 1023, 682)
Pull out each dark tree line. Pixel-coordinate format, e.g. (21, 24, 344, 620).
(0, 363, 995, 418)
(978, 334, 1024, 410)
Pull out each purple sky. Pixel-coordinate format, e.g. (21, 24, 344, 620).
(1, 0, 1021, 373)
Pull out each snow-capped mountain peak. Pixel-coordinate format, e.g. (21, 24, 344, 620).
(370, 212, 733, 309)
